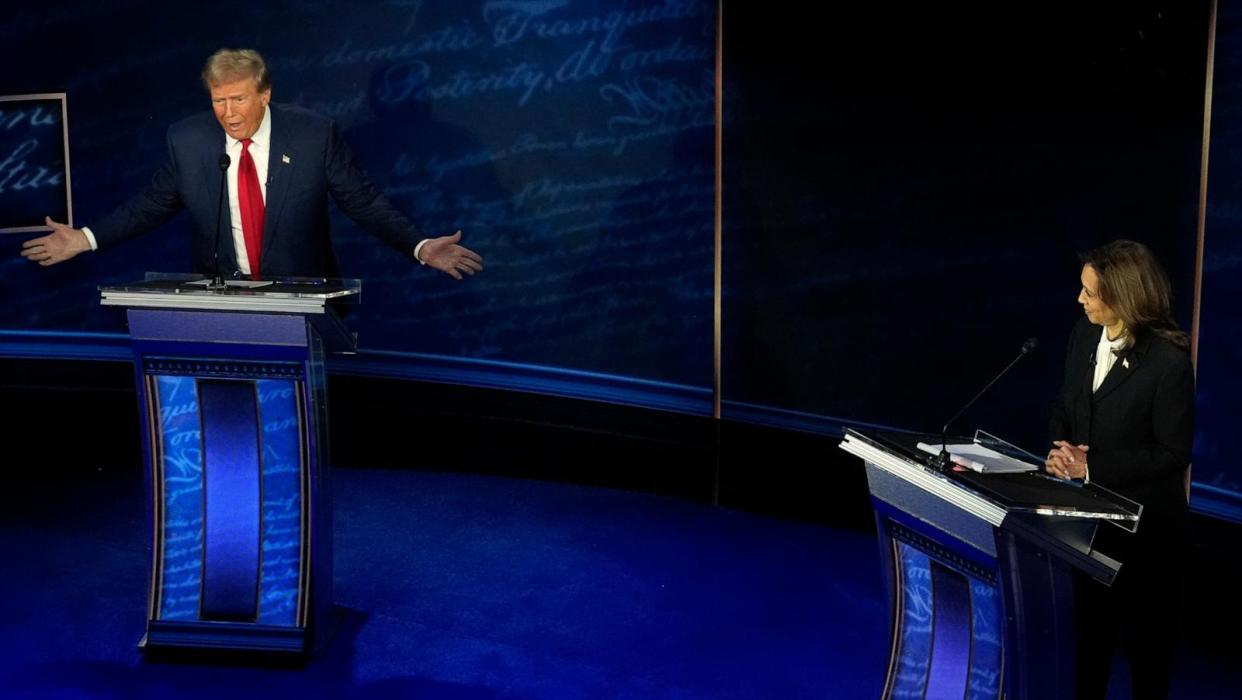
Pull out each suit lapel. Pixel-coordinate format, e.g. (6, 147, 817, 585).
(261, 107, 293, 268)
(1093, 334, 1150, 403)
(1073, 344, 1095, 439)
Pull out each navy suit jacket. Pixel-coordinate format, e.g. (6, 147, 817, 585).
(91, 103, 423, 278)
(1048, 316, 1194, 518)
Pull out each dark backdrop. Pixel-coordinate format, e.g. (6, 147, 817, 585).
(1198, 0, 1242, 520)
(722, 1, 1207, 453)
(0, 0, 717, 388)
(1, 1, 1237, 519)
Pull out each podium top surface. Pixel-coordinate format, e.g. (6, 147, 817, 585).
(842, 428, 1140, 525)
(100, 273, 361, 313)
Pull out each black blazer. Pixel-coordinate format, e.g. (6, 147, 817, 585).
(90, 103, 423, 278)
(1049, 316, 1194, 518)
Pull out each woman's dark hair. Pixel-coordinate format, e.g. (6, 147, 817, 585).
(1081, 239, 1190, 351)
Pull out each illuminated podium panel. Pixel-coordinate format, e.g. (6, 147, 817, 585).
(101, 275, 359, 655)
(840, 429, 1139, 700)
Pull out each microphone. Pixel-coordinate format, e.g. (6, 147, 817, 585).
(936, 337, 1038, 470)
(209, 153, 231, 290)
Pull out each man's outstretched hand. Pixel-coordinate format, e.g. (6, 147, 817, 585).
(419, 230, 483, 280)
(21, 217, 90, 266)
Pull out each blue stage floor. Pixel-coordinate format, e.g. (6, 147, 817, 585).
(0, 465, 1235, 698)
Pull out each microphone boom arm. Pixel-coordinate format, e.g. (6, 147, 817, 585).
(937, 338, 1037, 469)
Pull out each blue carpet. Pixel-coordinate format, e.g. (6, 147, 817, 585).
(0, 466, 889, 699)
(2, 465, 1236, 698)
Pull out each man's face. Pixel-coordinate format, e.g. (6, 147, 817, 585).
(210, 78, 270, 140)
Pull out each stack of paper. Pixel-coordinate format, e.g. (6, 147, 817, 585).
(915, 441, 1038, 473)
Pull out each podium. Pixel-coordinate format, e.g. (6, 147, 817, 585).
(100, 274, 360, 654)
(840, 429, 1140, 700)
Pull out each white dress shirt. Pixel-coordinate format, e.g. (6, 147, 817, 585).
(1092, 327, 1127, 393)
(226, 105, 271, 276)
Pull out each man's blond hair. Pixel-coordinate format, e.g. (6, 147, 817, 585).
(201, 48, 271, 93)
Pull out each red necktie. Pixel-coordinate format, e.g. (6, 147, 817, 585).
(238, 138, 265, 280)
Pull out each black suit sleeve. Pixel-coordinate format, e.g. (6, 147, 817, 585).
(1088, 350, 1194, 490)
(323, 120, 423, 256)
(1048, 321, 1084, 445)
(90, 128, 185, 246)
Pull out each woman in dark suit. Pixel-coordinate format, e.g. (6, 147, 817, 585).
(1046, 239, 1195, 699)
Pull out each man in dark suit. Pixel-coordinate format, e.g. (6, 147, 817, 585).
(20, 48, 482, 281)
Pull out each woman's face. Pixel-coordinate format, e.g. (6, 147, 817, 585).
(1078, 264, 1120, 328)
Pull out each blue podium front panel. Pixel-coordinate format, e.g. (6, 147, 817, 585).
(152, 375, 204, 621)
(255, 379, 304, 627)
(891, 544, 933, 697)
(199, 378, 263, 621)
(967, 575, 1004, 698)
(144, 360, 309, 644)
(107, 299, 350, 654)
(885, 522, 1004, 700)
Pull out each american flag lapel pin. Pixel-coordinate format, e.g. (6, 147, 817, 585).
(282, 154, 291, 164)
